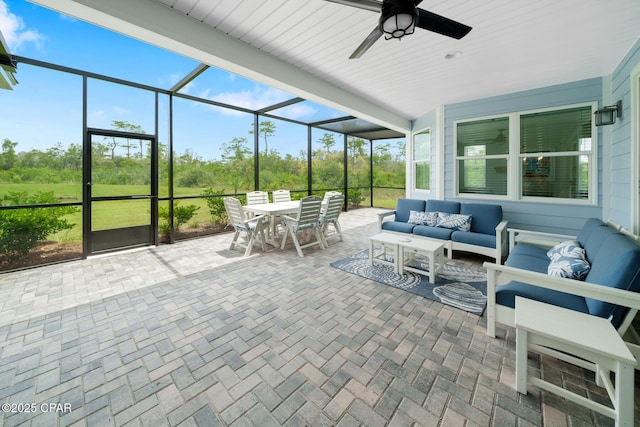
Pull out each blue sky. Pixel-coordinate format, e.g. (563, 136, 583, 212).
(0, 0, 357, 159)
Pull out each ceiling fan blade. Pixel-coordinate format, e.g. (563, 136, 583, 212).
(323, 0, 381, 13)
(349, 26, 383, 59)
(416, 8, 472, 39)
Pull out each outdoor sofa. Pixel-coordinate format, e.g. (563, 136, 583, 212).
(377, 198, 508, 263)
(484, 217, 640, 367)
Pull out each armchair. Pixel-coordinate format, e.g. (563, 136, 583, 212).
(280, 196, 325, 257)
(223, 197, 267, 257)
(318, 194, 344, 246)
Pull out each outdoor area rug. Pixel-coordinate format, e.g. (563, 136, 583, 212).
(330, 249, 488, 315)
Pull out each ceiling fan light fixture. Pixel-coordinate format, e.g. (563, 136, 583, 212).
(379, 1, 418, 40)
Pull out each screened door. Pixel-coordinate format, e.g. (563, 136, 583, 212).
(84, 129, 158, 255)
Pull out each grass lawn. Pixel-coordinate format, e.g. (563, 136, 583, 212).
(4, 183, 403, 244)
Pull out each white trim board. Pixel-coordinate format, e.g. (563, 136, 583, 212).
(630, 62, 640, 234)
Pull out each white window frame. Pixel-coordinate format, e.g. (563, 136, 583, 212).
(454, 102, 598, 205)
(412, 127, 431, 194)
(454, 115, 511, 200)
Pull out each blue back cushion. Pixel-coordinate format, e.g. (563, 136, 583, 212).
(504, 244, 550, 273)
(394, 198, 426, 223)
(460, 203, 502, 235)
(426, 200, 460, 214)
(580, 224, 618, 264)
(576, 218, 605, 246)
(584, 234, 640, 327)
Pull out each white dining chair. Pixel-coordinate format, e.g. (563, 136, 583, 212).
(272, 189, 291, 203)
(322, 191, 342, 206)
(280, 196, 324, 257)
(318, 193, 344, 246)
(223, 197, 267, 257)
(246, 191, 269, 205)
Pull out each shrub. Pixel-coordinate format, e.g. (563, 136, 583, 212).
(201, 188, 227, 224)
(347, 188, 365, 206)
(158, 201, 200, 233)
(0, 192, 78, 258)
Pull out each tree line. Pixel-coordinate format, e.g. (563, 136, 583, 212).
(1, 120, 406, 193)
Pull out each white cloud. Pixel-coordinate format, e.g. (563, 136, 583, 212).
(160, 72, 196, 93)
(88, 109, 106, 126)
(0, 0, 45, 52)
(274, 104, 317, 120)
(113, 106, 131, 115)
(204, 85, 292, 115)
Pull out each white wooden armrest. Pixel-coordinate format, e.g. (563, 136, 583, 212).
(377, 210, 396, 230)
(280, 214, 297, 223)
(508, 228, 576, 251)
(244, 214, 267, 225)
(495, 220, 508, 264)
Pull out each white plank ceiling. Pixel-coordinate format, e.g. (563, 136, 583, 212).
(30, 0, 640, 129)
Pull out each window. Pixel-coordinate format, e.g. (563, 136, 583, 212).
(456, 117, 509, 196)
(454, 104, 595, 203)
(520, 106, 593, 200)
(413, 129, 431, 191)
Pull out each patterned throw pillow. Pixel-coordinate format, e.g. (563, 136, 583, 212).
(547, 240, 582, 259)
(424, 211, 439, 227)
(408, 210, 440, 226)
(408, 210, 428, 224)
(547, 240, 591, 280)
(435, 212, 472, 231)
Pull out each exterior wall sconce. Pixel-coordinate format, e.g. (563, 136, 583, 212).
(594, 100, 622, 126)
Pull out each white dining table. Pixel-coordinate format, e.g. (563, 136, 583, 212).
(242, 200, 300, 246)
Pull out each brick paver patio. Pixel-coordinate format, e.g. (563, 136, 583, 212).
(0, 208, 638, 426)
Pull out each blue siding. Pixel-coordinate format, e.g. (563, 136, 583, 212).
(413, 78, 604, 236)
(610, 37, 640, 229)
(412, 109, 436, 132)
(411, 37, 640, 235)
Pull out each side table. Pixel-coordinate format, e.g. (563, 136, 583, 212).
(514, 296, 636, 427)
(398, 238, 444, 283)
(368, 232, 405, 274)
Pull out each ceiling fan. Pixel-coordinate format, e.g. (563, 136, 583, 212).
(325, 0, 472, 59)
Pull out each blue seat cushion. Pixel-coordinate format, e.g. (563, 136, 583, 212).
(584, 233, 640, 327)
(426, 200, 460, 214)
(413, 225, 454, 240)
(496, 281, 590, 315)
(382, 221, 416, 234)
(451, 231, 495, 249)
(459, 203, 502, 235)
(394, 198, 426, 223)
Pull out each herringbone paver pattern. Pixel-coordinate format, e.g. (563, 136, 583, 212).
(0, 208, 638, 426)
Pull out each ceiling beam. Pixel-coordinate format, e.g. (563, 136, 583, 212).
(169, 63, 209, 94)
(28, 0, 411, 134)
(257, 97, 305, 114)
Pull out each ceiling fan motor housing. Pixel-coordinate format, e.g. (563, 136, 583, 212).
(379, 0, 419, 40)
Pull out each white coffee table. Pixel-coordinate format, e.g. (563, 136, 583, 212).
(368, 232, 407, 274)
(398, 237, 444, 283)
